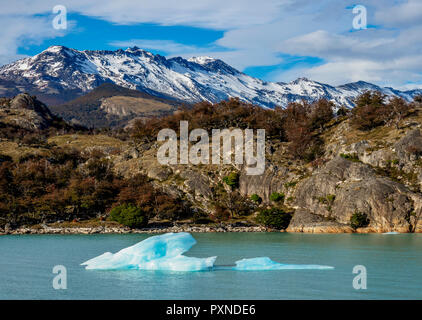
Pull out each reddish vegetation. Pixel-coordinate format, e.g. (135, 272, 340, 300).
(1, 91, 421, 228)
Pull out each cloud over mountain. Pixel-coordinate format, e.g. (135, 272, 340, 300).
(0, 46, 420, 109)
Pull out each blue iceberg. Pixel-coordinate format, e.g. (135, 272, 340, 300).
(233, 257, 333, 271)
(81, 232, 216, 271)
(81, 232, 334, 272)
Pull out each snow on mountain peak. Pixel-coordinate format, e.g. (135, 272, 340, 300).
(124, 46, 151, 55)
(125, 46, 141, 51)
(43, 45, 66, 53)
(291, 77, 312, 83)
(0, 46, 420, 109)
(41, 45, 77, 56)
(188, 56, 216, 65)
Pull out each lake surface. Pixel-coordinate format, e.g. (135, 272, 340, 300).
(0, 233, 421, 299)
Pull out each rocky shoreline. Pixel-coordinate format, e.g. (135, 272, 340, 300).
(1, 223, 419, 235)
(0, 224, 270, 235)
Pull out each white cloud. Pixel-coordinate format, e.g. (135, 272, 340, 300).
(271, 56, 422, 88)
(279, 30, 396, 60)
(1, 0, 287, 29)
(0, 15, 70, 65)
(109, 39, 284, 70)
(269, 22, 422, 86)
(0, 0, 421, 88)
(109, 39, 202, 55)
(0, 0, 288, 67)
(375, 0, 422, 28)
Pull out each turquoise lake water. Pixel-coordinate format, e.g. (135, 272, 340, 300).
(0, 233, 421, 299)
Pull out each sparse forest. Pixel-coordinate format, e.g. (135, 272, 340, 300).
(1, 91, 421, 231)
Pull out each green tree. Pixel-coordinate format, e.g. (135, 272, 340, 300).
(223, 172, 239, 189)
(350, 211, 369, 230)
(270, 192, 285, 202)
(250, 194, 262, 204)
(256, 208, 292, 230)
(109, 203, 148, 228)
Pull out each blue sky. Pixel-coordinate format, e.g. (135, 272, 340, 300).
(18, 14, 225, 56)
(19, 13, 321, 80)
(1, 0, 422, 89)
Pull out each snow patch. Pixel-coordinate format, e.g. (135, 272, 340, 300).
(188, 56, 217, 65)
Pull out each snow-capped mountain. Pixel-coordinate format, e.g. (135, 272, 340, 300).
(0, 45, 421, 108)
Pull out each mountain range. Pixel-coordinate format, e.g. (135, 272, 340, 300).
(0, 45, 421, 109)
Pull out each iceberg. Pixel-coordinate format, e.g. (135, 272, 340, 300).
(81, 232, 216, 271)
(81, 232, 334, 272)
(233, 257, 334, 271)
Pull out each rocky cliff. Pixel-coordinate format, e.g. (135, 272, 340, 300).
(117, 105, 422, 233)
(288, 156, 422, 233)
(1, 94, 422, 233)
(0, 93, 59, 130)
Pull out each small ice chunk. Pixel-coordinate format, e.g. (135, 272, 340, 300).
(233, 257, 334, 271)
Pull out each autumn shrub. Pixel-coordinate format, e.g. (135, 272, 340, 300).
(384, 97, 412, 129)
(0, 154, 12, 163)
(282, 100, 328, 161)
(217, 191, 254, 218)
(212, 204, 231, 222)
(0, 145, 192, 227)
(336, 106, 350, 117)
(85, 157, 114, 181)
(192, 211, 213, 224)
(154, 194, 188, 220)
(351, 91, 388, 130)
(131, 98, 287, 142)
(308, 99, 334, 130)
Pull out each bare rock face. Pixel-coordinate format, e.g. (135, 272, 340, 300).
(146, 166, 172, 182)
(390, 130, 422, 191)
(239, 166, 289, 202)
(179, 169, 212, 200)
(394, 129, 422, 161)
(287, 209, 353, 233)
(6, 93, 55, 130)
(288, 156, 422, 233)
(360, 149, 394, 168)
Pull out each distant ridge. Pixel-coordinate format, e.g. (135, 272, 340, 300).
(49, 83, 179, 128)
(0, 45, 421, 108)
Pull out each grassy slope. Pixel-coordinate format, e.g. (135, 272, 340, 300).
(49, 83, 181, 128)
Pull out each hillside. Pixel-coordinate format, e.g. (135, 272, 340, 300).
(1, 92, 422, 234)
(49, 83, 180, 128)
